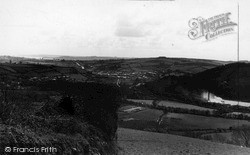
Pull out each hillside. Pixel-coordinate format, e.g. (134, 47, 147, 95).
(118, 128, 250, 155)
(0, 62, 121, 154)
(74, 57, 229, 87)
(1, 57, 246, 154)
(139, 62, 250, 102)
(0, 56, 229, 86)
(193, 62, 250, 102)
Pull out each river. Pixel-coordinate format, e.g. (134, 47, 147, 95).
(202, 91, 250, 107)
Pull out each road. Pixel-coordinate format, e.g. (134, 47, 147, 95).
(118, 128, 250, 155)
(75, 62, 85, 70)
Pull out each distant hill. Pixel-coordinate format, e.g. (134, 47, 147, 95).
(2, 56, 240, 101)
(140, 62, 250, 102)
(84, 57, 229, 74)
(18, 55, 126, 60)
(192, 62, 250, 102)
(57, 56, 124, 61)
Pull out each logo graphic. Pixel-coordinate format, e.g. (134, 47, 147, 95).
(5, 147, 11, 152)
(188, 13, 237, 40)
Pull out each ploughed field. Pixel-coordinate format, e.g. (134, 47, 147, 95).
(118, 128, 250, 155)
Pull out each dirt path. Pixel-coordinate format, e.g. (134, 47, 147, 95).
(118, 128, 250, 155)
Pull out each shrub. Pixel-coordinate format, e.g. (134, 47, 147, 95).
(37, 80, 122, 141)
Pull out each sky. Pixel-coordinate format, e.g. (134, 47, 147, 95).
(0, 0, 249, 61)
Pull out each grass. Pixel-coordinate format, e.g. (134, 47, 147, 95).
(0, 98, 118, 155)
(118, 106, 250, 148)
(128, 99, 213, 111)
(1, 58, 249, 151)
(0, 77, 121, 154)
(119, 106, 250, 130)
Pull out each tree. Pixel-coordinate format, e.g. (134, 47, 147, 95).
(152, 100, 161, 107)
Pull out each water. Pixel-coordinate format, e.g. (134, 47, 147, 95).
(201, 91, 250, 107)
(223, 100, 250, 107)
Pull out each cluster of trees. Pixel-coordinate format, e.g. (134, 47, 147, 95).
(184, 99, 250, 114)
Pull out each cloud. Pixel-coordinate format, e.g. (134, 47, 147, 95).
(115, 15, 162, 38)
(115, 26, 150, 38)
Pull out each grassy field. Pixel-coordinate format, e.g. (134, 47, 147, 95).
(165, 113, 250, 129)
(119, 107, 250, 130)
(127, 99, 214, 111)
(118, 128, 250, 155)
(119, 104, 250, 147)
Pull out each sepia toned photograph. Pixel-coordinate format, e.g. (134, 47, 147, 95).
(0, 0, 250, 154)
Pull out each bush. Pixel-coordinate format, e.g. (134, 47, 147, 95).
(0, 79, 121, 154)
(37, 80, 122, 141)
